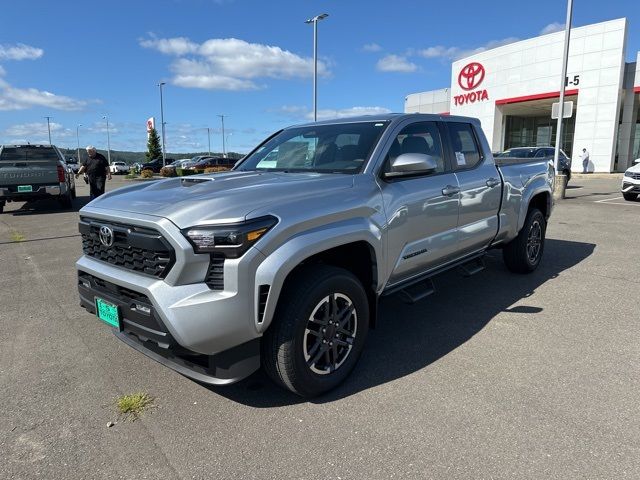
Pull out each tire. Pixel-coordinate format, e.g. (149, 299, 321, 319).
(503, 208, 546, 274)
(0, 201, 4, 214)
(59, 192, 73, 209)
(71, 185, 77, 199)
(262, 265, 369, 397)
(623, 192, 637, 201)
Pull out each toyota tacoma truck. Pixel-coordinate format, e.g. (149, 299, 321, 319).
(0, 144, 76, 213)
(76, 114, 554, 397)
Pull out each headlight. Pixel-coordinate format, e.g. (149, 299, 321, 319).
(183, 216, 278, 258)
(625, 170, 633, 177)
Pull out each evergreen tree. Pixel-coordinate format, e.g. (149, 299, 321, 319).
(146, 128, 162, 161)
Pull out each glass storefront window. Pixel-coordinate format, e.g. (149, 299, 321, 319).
(504, 115, 575, 157)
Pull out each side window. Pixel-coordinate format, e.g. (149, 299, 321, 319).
(384, 121, 446, 174)
(448, 122, 482, 170)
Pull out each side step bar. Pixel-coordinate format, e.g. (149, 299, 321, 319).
(398, 278, 435, 305)
(458, 257, 485, 277)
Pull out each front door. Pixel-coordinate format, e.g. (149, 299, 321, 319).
(379, 121, 460, 286)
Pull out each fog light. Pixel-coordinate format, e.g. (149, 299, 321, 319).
(80, 279, 90, 288)
(134, 303, 151, 314)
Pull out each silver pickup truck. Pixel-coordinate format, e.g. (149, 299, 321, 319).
(0, 144, 76, 213)
(76, 114, 554, 397)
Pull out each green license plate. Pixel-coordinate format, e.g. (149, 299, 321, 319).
(17, 185, 33, 193)
(95, 297, 121, 329)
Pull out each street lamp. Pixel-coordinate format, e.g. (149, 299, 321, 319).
(102, 115, 111, 164)
(217, 114, 226, 157)
(44, 116, 52, 144)
(304, 13, 328, 122)
(158, 82, 167, 166)
(76, 124, 82, 164)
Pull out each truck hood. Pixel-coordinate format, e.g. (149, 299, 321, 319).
(84, 171, 354, 228)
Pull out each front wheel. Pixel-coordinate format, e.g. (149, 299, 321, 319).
(262, 265, 369, 397)
(503, 208, 546, 273)
(623, 192, 637, 201)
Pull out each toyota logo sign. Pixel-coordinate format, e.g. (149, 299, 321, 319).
(99, 225, 114, 247)
(458, 62, 485, 91)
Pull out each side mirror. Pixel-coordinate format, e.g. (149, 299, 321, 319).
(633, 158, 640, 165)
(383, 153, 438, 179)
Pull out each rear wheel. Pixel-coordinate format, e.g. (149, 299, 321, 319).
(623, 192, 637, 201)
(503, 208, 546, 273)
(0, 201, 4, 214)
(262, 265, 369, 397)
(59, 191, 73, 209)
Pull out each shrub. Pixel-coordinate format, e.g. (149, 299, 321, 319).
(203, 166, 231, 174)
(140, 169, 154, 179)
(160, 166, 177, 177)
(176, 168, 197, 177)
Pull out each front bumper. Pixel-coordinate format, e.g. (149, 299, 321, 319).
(76, 208, 267, 384)
(621, 177, 640, 194)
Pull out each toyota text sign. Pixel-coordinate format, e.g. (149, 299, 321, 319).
(454, 62, 489, 106)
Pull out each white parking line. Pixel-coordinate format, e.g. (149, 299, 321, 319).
(594, 196, 640, 206)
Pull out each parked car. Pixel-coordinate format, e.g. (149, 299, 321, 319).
(76, 113, 554, 397)
(140, 158, 163, 173)
(621, 158, 640, 201)
(66, 157, 81, 173)
(0, 144, 76, 213)
(497, 147, 572, 181)
(186, 156, 235, 170)
(164, 158, 194, 172)
(109, 161, 129, 175)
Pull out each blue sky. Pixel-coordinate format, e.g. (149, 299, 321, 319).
(0, 0, 637, 154)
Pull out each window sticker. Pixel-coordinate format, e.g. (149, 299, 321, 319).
(455, 151, 466, 166)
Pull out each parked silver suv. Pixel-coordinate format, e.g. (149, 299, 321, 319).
(77, 114, 554, 396)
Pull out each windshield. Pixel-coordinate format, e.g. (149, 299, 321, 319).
(236, 121, 389, 173)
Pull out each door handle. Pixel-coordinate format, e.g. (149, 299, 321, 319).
(441, 185, 460, 197)
(486, 177, 500, 188)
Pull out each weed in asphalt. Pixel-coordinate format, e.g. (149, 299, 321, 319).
(116, 392, 154, 421)
(11, 231, 26, 242)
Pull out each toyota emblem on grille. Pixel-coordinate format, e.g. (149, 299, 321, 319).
(99, 226, 114, 247)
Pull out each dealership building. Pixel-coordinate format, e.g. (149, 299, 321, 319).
(405, 18, 640, 172)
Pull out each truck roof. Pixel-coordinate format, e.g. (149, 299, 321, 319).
(288, 113, 481, 129)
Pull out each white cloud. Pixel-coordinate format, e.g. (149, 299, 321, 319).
(140, 35, 328, 91)
(278, 105, 392, 121)
(0, 85, 88, 111)
(1, 122, 73, 143)
(416, 37, 520, 61)
(376, 54, 417, 73)
(0, 43, 43, 61)
(540, 22, 565, 35)
(362, 43, 382, 52)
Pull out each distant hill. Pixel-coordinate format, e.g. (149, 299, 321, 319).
(59, 148, 244, 164)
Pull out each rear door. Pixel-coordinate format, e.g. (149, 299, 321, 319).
(445, 122, 502, 256)
(379, 120, 460, 285)
(0, 146, 61, 189)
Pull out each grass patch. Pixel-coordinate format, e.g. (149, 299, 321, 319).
(10, 231, 26, 242)
(116, 392, 154, 421)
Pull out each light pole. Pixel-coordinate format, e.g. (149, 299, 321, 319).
(305, 13, 328, 122)
(158, 82, 167, 166)
(217, 114, 226, 157)
(44, 116, 52, 144)
(553, 0, 573, 198)
(206, 127, 211, 155)
(102, 115, 112, 164)
(76, 124, 82, 163)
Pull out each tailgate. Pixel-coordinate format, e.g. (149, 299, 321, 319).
(0, 160, 60, 187)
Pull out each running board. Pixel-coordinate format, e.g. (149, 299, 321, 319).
(398, 278, 436, 305)
(458, 257, 485, 277)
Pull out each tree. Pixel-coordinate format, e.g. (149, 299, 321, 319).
(146, 128, 162, 161)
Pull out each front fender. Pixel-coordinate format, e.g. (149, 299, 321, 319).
(253, 218, 383, 332)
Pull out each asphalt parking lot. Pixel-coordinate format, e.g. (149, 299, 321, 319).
(1, 174, 638, 479)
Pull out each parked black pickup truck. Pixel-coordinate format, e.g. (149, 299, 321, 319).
(0, 144, 76, 213)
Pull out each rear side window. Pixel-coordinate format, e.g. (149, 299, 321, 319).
(0, 146, 60, 162)
(448, 123, 482, 170)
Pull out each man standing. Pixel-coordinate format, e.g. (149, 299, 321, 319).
(580, 148, 590, 174)
(76, 146, 111, 199)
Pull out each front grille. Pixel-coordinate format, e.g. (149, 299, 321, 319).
(626, 172, 640, 180)
(205, 254, 225, 290)
(79, 218, 175, 278)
